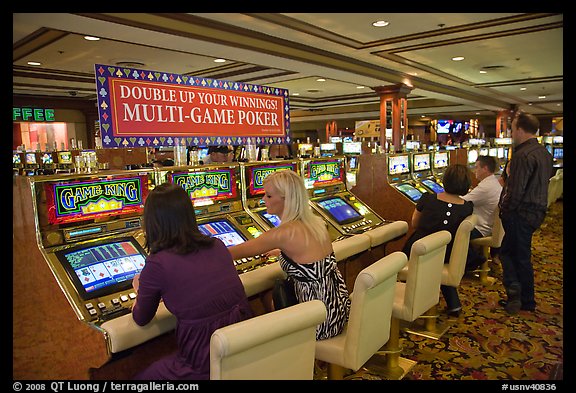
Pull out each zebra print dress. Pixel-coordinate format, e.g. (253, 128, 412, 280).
(278, 251, 351, 340)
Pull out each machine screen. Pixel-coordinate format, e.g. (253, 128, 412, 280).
(258, 210, 281, 228)
(316, 196, 362, 225)
(422, 179, 445, 194)
(388, 155, 410, 175)
(13, 153, 21, 164)
(468, 149, 479, 164)
(497, 147, 505, 158)
(41, 153, 54, 164)
(553, 147, 563, 159)
(58, 151, 73, 164)
(54, 237, 147, 300)
(434, 152, 448, 168)
(25, 152, 37, 164)
(395, 183, 423, 202)
(348, 156, 358, 170)
(198, 219, 246, 247)
(413, 153, 431, 171)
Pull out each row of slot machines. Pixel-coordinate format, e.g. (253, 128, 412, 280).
(28, 156, 386, 327)
(385, 150, 449, 204)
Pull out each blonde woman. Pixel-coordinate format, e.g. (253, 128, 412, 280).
(229, 170, 350, 340)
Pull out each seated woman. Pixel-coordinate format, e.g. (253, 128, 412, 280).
(402, 164, 474, 317)
(229, 170, 351, 340)
(131, 183, 253, 380)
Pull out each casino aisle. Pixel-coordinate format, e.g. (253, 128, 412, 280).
(315, 199, 564, 381)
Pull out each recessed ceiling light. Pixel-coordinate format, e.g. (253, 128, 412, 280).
(214, 58, 226, 63)
(356, 86, 365, 89)
(479, 70, 487, 74)
(452, 56, 465, 61)
(372, 20, 390, 27)
(27, 61, 41, 66)
(292, 93, 300, 96)
(520, 87, 527, 91)
(316, 78, 326, 82)
(84, 36, 100, 41)
(538, 95, 546, 99)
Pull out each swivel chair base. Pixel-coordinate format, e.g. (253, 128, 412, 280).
(401, 305, 453, 340)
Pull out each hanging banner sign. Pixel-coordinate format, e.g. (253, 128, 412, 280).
(94, 64, 290, 148)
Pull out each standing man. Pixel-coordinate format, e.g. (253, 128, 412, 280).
(498, 112, 554, 314)
(462, 155, 502, 271)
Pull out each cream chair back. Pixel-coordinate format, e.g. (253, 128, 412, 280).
(210, 300, 327, 380)
(443, 214, 478, 287)
(315, 251, 408, 372)
(396, 230, 451, 322)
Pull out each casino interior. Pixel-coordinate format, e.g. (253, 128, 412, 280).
(13, 13, 563, 381)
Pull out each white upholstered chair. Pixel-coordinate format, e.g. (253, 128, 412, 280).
(210, 300, 327, 380)
(469, 206, 504, 285)
(332, 233, 372, 262)
(314, 251, 408, 380)
(375, 230, 451, 379)
(401, 214, 478, 339)
(363, 221, 409, 249)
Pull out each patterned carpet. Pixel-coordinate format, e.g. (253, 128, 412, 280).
(316, 200, 564, 381)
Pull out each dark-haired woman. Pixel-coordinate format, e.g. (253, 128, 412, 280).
(131, 182, 252, 380)
(402, 164, 474, 317)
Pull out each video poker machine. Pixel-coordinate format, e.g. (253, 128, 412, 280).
(300, 157, 386, 237)
(387, 153, 429, 204)
(160, 163, 271, 272)
(28, 169, 154, 325)
(239, 159, 344, 242)
(411, 152, 445, 194)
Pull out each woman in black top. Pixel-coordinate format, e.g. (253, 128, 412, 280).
(402, 164, 473, 317)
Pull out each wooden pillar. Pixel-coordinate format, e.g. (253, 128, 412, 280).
(372, 84, 413, 152)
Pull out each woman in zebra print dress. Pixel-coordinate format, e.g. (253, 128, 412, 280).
(229, 169, 351, 340)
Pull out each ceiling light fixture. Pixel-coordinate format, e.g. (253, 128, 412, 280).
(520, 87, 527, 91)
(27, 61, 42, 66)
(292, 93, 300, 96)
(479, 70, 487, 74)
(84, 36, 100, 41)
(538, 95, 546, 99)
(214, 58, 226, 63)
(356, 86, 365, 89)
(316, 78, 326, 82)
(452, 56, 465, 61)
(372, 20, 390, 27)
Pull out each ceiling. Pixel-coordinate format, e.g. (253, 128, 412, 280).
(13, 13, 563, 131)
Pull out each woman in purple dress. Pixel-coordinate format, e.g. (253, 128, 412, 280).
(131, 183, 252, 380)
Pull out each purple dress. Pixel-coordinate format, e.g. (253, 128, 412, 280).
(132, 239, 253, 380)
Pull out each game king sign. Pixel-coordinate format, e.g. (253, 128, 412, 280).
(94, 64, 290, 148)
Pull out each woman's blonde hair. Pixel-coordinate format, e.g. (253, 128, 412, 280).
(263, 169, 329, 243)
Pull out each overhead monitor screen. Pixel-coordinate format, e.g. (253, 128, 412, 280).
(468, 149, 479, 164)
(257, 210, 281, 228)
(434, 152, 448, 168)
(246, 163, 296, 197)
(45, 175, 148, 226)
(413, 153, 431, 172)
(342, 142, 362, 154)
(316, 196, 363, 225)
(54, 236, 147, 301)
(171, 168, 237, 203)
(437, 120, 452, 134)
(388, 155, 410, 175)
(198, 219, 246, 247)
(395, 183, 423, 202)
(421, 179, 445, 194)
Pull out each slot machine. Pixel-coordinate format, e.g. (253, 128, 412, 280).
(23, 151, 40, 176)
(160, 163, 271, 272)
(431, 150, 449, 183)
(55, 150, 75, 173)
(300, 156, 386, 237)
(342, 141, 362, 189)
(386, 153, 429, 204)
(493, 137, 513, 172)
(411, 152, 445, 194)
(28, 169, 154, 326)
(13, 151, 23, 175)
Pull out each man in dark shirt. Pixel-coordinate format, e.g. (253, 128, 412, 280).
(498, 112, 554, 314)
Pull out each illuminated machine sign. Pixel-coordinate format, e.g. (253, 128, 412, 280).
(342, 142, 362, 154)
(94, 64, 290, 148)
(413, 153, 431, 171)
(170, 168, 237, 203)
(247, 163, 296, 197)
(54, 237, 147, 301)
(46, 176, 147, 225)
(434, 152, 448, 168)
(388, 155, 410, 175)
(58, 151, 73, 164)
(304, 159, 343, 188)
